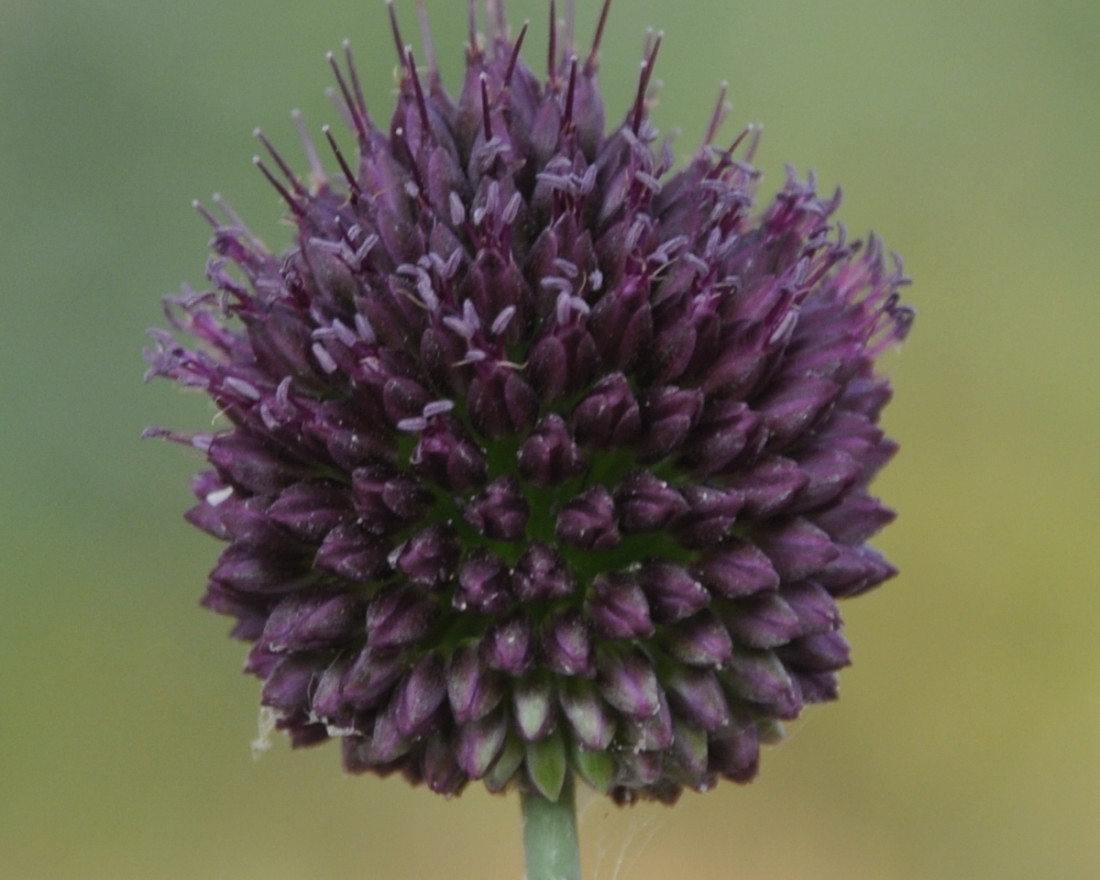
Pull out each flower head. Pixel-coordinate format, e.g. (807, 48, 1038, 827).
(146, 0, 913, 805)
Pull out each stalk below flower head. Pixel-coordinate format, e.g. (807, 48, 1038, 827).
(146, 0, 913, 806)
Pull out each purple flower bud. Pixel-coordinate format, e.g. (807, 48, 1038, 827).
(572, 373, 641, 449)
(614, 472, 689, 534)
(267, 479, 352, 542)
(391, 524, 460, 589)
(261, 656, 315, 715)
(596, 647, 662, 719)
(693, 542, 780, 599)
(369, 702, 412, 764)
(468, 370, 539, 439)
(559, 679, 617, 751)
(619, 691, 675, 751)
(383, 376, 432, 426)
(410, 418, 488, 492)
(455, 549, 513, 614)
(207, 432, 307, 493)
(635, 563, 709, 623)
(512, 542, 576, 604)
(260, 591, 363, 653)
(540, 608, 595, 677)
(315, 522, 389, 581)
(587, 573, 654, 639)
(780, 580, 841, 635)
(732, 456, 809, 519)
(663, 666, 730, 732)
(365, 584, 439, 650)
(556, 485, 620, 550)
(816, 544, 897, 597)
(793, 670, 840, 704)
(310, 657, 351, 725)
(513, 678, 556, 742)
(755, 519, 839, 582)
(721, 592, 804, 649)
(776, 631, 852, 672)
(707, 714, 760, 783)
(457, 710, 508, 777)
(635, 386, 705, 462)
(789, 448, 862, 513)
(672, 485, 744, 547)
(757, 378, 841, 450)
(517, 415, 586, 487)
(342, 648, 408, 709)
(447, 643, 507, 724)
(482, 612, 534, 677)
(393, 652, 448, 738)
(211, 545, 311, 596)
(661, 611, 735, 667)
(723, 649, 802, 719)
(813, 491, 896, 545)
(679, 400, 764, 476)
(669, 721, 712, 782)
(423, 732, 467, 795)
(463, 475, 530, 541)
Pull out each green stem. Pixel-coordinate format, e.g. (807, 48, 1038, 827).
(521, 774, 581, 880)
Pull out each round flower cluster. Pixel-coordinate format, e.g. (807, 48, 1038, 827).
(147, 1, 912, 804)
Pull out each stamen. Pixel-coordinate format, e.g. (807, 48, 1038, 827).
(585, 0, 613, 75)
(632, 32, 663, 134)
(322, 125, 362, 196)
(703, 81, 730, 147)
(192, 199, 220, 229)
(253, 128, 305, 195)
(504, 21, 529, 87)
(405, 46, 431, 134)
(562, 55, 578, 132)
(253, 156, 305, 216)
(343, 42, 371, 133)
(327, 51, 369, 147)
(385, 0, 406, 63)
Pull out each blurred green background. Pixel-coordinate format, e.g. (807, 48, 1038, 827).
(2, 0, 1098, 877)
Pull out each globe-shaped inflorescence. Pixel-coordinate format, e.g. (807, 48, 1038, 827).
(146, 0, 913, 805)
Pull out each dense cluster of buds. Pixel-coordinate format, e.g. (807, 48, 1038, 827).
(146, 0, 912, 804)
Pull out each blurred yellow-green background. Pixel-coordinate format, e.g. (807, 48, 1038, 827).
(3, 0, 1098, 877)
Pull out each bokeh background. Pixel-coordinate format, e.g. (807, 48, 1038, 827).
(3, 0, 1098, 877)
